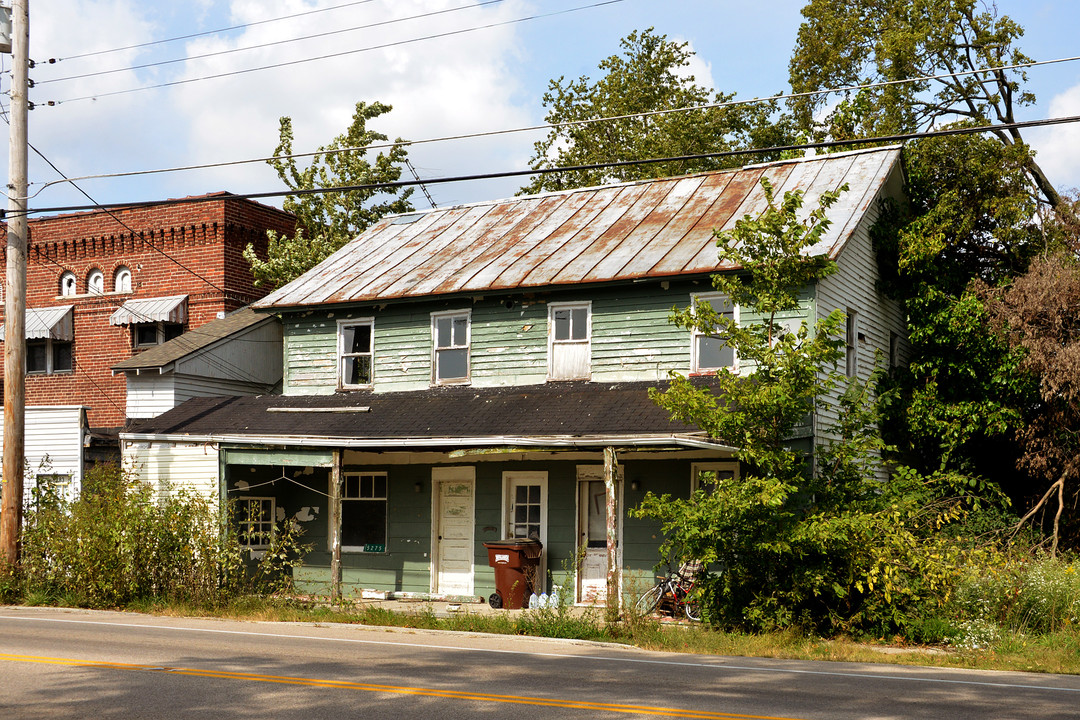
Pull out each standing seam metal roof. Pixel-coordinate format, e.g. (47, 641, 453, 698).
(253, 147, 901, 310)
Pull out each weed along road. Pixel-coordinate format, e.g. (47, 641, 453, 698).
(1, 608, 1079, 720)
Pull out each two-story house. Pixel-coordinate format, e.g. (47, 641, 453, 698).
(0, 193, 294, 498)
(121, 146, 907, 605)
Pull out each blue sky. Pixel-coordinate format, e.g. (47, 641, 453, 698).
(10, 0, 1080, 215)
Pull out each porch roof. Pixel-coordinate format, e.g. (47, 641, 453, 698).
(122, 381, 733, 451)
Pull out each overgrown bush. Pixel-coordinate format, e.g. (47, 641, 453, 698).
(952, 553, 1080, 636)
(13, 463, 308, 608)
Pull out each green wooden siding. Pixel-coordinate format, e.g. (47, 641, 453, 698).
(280, 280, 805, 395)
(228, 455, 712, 599)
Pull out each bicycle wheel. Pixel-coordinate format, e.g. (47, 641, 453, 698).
(635, 583, 665, 615)
(684, 599, 702, 622)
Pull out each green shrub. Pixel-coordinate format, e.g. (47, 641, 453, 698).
(15, 463, 308, 608)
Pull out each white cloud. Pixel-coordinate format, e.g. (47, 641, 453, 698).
(1029, 82, 1080, 193)
(169, 0, 537, 207)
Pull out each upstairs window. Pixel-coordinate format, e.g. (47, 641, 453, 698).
(548, 301, 590, 381)
(114, 266, 132, 293)
(87, 269, 104, 295)
(338, 318, 374, 389)
(432, 310, 470, 384)
(134, 322, 183, 348)
(59, 272, 77, 297)
(27, 338, 72, 374)
(846, 309, 859, 378)
(691, 293, 737, 373)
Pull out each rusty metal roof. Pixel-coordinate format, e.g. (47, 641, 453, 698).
(254, 146, 902, 310)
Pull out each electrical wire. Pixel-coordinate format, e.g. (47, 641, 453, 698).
(35, 0, 507, 86)
(24, 51, 1080, 195)
(19, 114, 1080, 218)
(43, 0, 383, 63)
(44, 0, 627, 105)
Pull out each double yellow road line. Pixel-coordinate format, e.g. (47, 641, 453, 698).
(0, 651, 805, 720)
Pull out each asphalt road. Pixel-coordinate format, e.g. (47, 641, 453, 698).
(1, 606, 1078, 719)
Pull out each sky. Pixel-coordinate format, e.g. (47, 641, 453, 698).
(6, 0, 1080, 217)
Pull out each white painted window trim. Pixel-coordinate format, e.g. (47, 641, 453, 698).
(341, 470, 389, 553)
(690, 461, 741, 493)
(690, 292, 739, 374)
(547, 300, 592, 381)
(59, 271, 77, 297)
(86, 268, 104, 295)
(337, 317, 375, 390)
(114, 266, 132, 293)
(430, 309, 471, 385)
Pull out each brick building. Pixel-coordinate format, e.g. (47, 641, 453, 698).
(0, 193, 295, 433)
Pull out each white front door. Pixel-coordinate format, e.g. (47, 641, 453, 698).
(432, 467, 475, 597)
(503, 471, 547, 592)
(576, 464, 624, 605)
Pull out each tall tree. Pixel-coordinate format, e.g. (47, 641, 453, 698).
(244, 101, 413, 288)
(635, 180, 994, 633)
(982, 236, 1080, 554)
(522, 28, 793, 194)
(789, 0, 1065, 214)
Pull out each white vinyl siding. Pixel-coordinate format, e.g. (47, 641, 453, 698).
(0, 406, 86, 503)
(123, 440, 221, 506)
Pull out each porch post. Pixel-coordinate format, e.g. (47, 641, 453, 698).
(329, 449, 343, 601)
(604, 446, 620, 615)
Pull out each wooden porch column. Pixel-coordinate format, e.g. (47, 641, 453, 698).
(329, 449, 343, 601)
(604, 446, 620, 615)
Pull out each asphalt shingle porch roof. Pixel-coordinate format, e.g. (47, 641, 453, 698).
(125, 381, 709, 446)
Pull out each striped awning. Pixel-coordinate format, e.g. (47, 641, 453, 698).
(0, 305, 74, 341)
(109, 295, 187, 326)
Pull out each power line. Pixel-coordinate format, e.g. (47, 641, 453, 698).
(20, 114, 1080, 218)
(42, 0, 382, 63)
(43, 0, 627, 105)
(36, 0, 507, 86)
(25, 51, 1080, 195)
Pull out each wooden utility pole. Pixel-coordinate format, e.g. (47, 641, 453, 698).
(1, 0, 29, 566)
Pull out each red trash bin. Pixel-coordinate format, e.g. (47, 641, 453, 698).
(483, 539, 543, 609)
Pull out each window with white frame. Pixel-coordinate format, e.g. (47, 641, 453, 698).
(691, 462, 740, 493)
(548, 301, 590, 380)
(691, 293, 737, 373)
(26, 338, 72, 374)
(432, 310, 470, 384)
(59, 272, 77, 297)
(342, 471, 388, 552)
(87, 269, 104, 295)
(35, 473, 72, 500)
(236, 497, 275, 549)
(338, 319, 374, 389)
(114, 266, 132, 293)
(845, 309, 858, 377)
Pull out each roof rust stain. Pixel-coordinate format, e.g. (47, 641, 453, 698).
(252, 147, 903, 309)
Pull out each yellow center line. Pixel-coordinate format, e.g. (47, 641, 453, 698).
(0, 651, 807, 720)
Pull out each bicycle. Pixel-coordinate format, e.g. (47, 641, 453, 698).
(635, 561, 702, 622)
